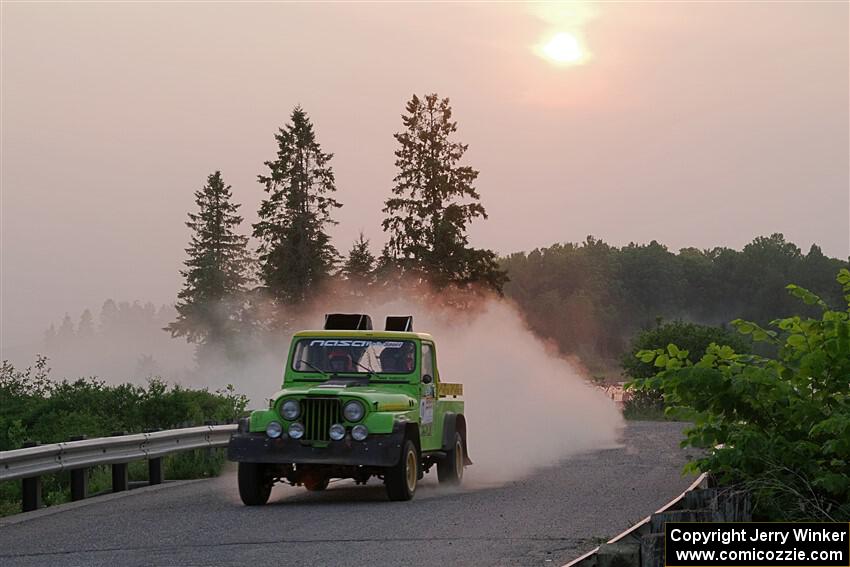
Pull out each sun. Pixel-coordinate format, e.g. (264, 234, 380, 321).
(539, 32, 584, 65)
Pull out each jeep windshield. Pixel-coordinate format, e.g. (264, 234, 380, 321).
(291, 338, 417, 376)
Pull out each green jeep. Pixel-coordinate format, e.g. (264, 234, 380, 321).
(227, 313, 470, 504)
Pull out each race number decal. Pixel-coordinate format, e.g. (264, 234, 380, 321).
(421, 384, 435, 434)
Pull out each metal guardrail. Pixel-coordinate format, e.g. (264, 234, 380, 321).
(0, 424, 237, 513)
(0, 425, 237, 482)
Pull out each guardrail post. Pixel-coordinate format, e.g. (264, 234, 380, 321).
(110, 431, 129, 493)
(204, 421, 215, 460)
(21, 441, 42, 512)
(144, 428, 163, 485)
(148, 458, 163, 485)
(69, 435, 88, 501)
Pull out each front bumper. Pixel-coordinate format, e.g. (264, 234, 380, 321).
(227, 422, 406, 467)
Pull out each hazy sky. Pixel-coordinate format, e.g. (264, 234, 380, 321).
(2, 1, 848, 360)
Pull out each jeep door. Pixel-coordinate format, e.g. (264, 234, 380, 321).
(419, 342, 439, 450)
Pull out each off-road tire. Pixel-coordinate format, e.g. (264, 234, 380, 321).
(437, 432, 465, 485)
(385, 439, 418, 501)
(238, 462, 272, 506)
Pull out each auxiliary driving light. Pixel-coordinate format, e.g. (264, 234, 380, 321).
(281, 399, 300, 420)
(329, 424, 346, 441)
(288, 422, 305, 440)
(351, 424, 369, 441)
(266, 421, 283, 439)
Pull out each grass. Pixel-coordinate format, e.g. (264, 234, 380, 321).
(622, 404, 670, 421)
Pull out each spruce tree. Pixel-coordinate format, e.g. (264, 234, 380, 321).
(342, 232, 377, 288)
(167, 171, 250, 353)
(381, 93, 507, 293)
(57, 314, 75, 345)
(77, 309, 95, 339)
(254, 106, 341, 305)
(100, 299, 119, 335)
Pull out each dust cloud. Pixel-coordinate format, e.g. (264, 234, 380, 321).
(199, 289, 625, 484)
(28, 289, 624, 486)
(339, 296, 626, 485)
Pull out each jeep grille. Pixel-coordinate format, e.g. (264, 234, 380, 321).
(302, 398, 342, 442)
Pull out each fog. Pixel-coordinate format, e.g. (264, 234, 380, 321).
(25, 283, 623, 484)
(2, 1, 848, 365)
(2, 1, 844, 485)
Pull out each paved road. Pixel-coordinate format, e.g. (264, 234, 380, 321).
(0, 421, 695, 567)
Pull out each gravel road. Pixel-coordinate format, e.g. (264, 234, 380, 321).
(0, 421, 696, 567)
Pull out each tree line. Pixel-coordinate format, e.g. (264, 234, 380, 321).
(502, 234, 848, 364)
(40, 300, 187, 381)
(39, 94, 849, 372)
(167, 94, 505, 361)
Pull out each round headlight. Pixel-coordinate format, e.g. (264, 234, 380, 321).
(351, 424, 369, 441)
(329, 423, 346, 441)
(288, 422, 304, 440)
(266, 421, 283, 439)
(343, 400, 365, 422)
(281, 399, 300, 420)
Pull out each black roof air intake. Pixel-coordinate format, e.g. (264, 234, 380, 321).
(323, 313, 373, 330)
(385, 316, 413, 332)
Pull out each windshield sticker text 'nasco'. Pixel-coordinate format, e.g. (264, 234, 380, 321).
(309, 340, 404, 348)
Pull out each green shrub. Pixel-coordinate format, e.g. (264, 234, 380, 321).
(0, 359, 247, 451)
(166, 449, 226, 479)
(0, 361, 247, 516)
(629, 269, 850, 521)
(622, 320, 751, 380)
(622, 389, 669, 420)
(622, 321, 750, 419)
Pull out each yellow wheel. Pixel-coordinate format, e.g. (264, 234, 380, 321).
(405, 448, 417, 493)
(437, 432, 464, 486)
(386, 439, 418, 501)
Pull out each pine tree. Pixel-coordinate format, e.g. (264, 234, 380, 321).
(57, 314, 75, 344)
(381, 93, 507, 293)
(100, 299, 119, 335)
(342, 232, 377, 288)
(167, 171, 251, 352)
(254, 106, 342, 305)
(77, 309, 95, 339)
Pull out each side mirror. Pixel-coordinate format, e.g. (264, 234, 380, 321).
(422, 374, 433, 384)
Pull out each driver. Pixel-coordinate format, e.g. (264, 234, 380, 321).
(379, 343, 415, 373)
(400, 343, 415, 372)
(327, 349, 354, 373)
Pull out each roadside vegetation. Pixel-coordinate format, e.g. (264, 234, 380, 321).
(621, 321, 751, 420)
(629, 269, 850, 521)
(502, 234, 846, 365)
(0, 357, 247, 516)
